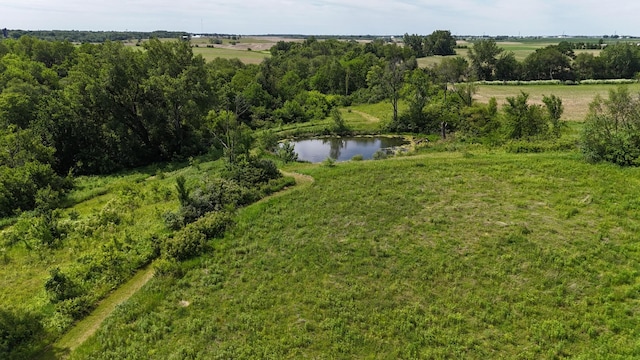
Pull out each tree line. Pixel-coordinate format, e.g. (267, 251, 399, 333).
(1, 33, 638, 215)
(459, 39, 640, 81)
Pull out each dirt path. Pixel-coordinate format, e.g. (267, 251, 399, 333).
(39, 171, 313, 359)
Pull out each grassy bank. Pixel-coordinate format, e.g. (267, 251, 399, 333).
(72, 150, 640, 358)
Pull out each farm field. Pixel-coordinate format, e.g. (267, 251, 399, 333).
(69, 150, 640, 359)
(191, 46, 270, 64)
(419, 39, 614, 67)
(474, 83, 640, 121)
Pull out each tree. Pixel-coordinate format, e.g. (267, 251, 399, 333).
(495, 52, 520, 81)
(383, 59, 408, 124)
(391, 68, 435, 132)
(403, 33, 426, 57)
(600, 43, 640, 79)
(574, 53, 605, 80)
(425, 30, 457, 56)
(522, 46, 573, 81)
(468, 39, 503, 80)
(502, 92, 548, 139)
(542, 94, 565, 137)
(582, 87, 640, 165)
(207, 109, 254, 164)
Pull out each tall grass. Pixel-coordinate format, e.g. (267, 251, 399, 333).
(72, 150, 640, 358)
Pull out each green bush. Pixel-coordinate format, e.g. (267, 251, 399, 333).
(373, 150, 389, 160)
(259, 176, 296, 195)
(162, 226, 207, 261)
(276, 141, 299, 163)
(222, 157, 281, 188)
(0, 309, 44, 360)
(55, 295, 95, 320)
(44, 267, 82, 303)
(189, 211, 233, 239)
(582, 87, 640, 166)
(154, 257, 184, 277)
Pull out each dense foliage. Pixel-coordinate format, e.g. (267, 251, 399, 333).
(466, 39, 640, 82)
(582, 87, 640, 165)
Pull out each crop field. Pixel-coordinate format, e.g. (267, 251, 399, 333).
(71, 149, 640, 359)
(419, 39, 611, 67)
(190, 46, 270, 64)
(474, 83, 640, 121)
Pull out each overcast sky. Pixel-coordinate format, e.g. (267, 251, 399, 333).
(1, 0, 638, 36)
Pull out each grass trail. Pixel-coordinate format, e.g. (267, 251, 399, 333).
(38, 265, 156, 359)
(39, 171, 308, 359)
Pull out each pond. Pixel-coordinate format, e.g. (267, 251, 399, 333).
(289, 137, 409, 163)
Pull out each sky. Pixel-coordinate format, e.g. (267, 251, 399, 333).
(1, 0, 638, 36)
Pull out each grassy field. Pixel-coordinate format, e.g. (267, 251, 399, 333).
(6, 80, 640, 357)
(474, 83, 640, 121)
(419, 40, 606, 67)
(191, 46, 270, 64)
(70, 149, 640, 358)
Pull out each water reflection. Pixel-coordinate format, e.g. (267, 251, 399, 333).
(291, 137, 408, 163)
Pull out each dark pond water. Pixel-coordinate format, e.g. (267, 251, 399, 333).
(290, 137, 408, 163)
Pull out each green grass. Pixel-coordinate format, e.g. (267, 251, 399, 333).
(0, 154, 227, 354)
(269, 102, 406, 138)
(191, 47, 270, 64)
(475, 83, 640, 121)
(71, 150, 640, 358)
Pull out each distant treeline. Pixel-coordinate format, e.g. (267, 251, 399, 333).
(4, 29, 189, 42)
(1, 32, 640, 216)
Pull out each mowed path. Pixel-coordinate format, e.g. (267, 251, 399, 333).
(38, 172, 312, 359)
(352, 110, 381, 123)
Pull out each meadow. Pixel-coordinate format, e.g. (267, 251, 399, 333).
(69, 149, 640, 358)
(475, 83, 640, 121)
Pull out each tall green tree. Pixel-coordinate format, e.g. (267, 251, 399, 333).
(425, 30, 457, 56)
(468, 39, 503, 81)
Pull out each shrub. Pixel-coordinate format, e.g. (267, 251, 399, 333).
(55, 295, 95, 320)
(190, 211, 233, 239)
(351, 154, 364, 161)
(581, 87, 640, 165)
(154, 257, 183, 277)
(44, 267, 82, 303)
(373, 150, 389, 160)
(260, 176, 296, 195)
(222, 157, 281, 188)
(276, 141, 299, 163)
(322, 157, 336, 167)
(0, 309, 45, 360)
(162, 226, 207, 261)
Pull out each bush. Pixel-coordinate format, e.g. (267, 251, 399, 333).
(222, 157, 281, 188)
(44, 267, 82, 303)
(162, 226, 207, 261)
(373, 150, 389, 160)
(276, 141, 299, 163)
(259, 176, 296, 195)
(189, 211, 232, 239)
(582, 87, 640, 166)
(55, 295, 95, 320)
(351, 154, 364, 161)
(0, 309, 45, 360)
(154, 257, 184, 277)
